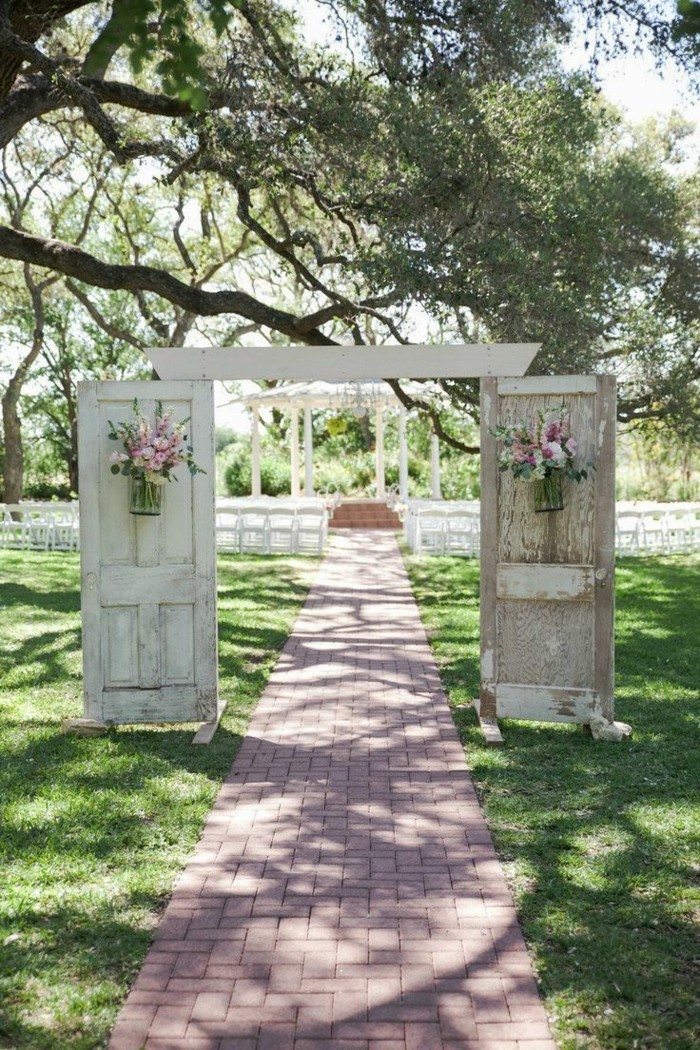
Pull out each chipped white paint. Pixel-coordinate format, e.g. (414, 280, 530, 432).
(497, 564, 595, 601)
(495, 684, 598, 723)
(498, 375, 597, 395)
(480, 375, 621, 737)
(78, 380, 218, 726)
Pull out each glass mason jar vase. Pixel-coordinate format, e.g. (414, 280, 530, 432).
(130, 476, 162, 515)
(533, 473, 564, 513)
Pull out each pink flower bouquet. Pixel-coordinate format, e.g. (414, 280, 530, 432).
(108, 399, 204, 484)
(491, 405, 591, 484)
(491, 405, 591, 512)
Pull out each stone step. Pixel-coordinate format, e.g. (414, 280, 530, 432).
(330, 500, 402, 529)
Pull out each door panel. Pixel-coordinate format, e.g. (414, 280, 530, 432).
(79, 380, 217, 724)
(480, 375, 616, 725)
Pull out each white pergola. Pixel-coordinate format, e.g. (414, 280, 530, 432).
(232, 379, 443, 501)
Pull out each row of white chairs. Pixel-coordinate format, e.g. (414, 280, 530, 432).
(403, 500, 481, 557)
(216, 498, 329, 555)
(615, 503, 700, 556)
(404, 499, 700, 558)
(3, 497, 697, 559)
(1, 503, 80, 551)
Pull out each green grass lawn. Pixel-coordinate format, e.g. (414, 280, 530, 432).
(405, 551, 700, 1050)
(1, 549, 698, 1050)
(0, 550, 316, 1050)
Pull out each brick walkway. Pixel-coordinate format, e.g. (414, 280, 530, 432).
(110, 532, 555, 1050)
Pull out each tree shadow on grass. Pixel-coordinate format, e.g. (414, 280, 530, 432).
(0, 552, 315, 1049)
(0, 896, 179, 1050)
(408, 553, 700, 1049)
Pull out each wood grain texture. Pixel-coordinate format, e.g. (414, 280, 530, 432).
(161, 605, 195, 685)
(479, 378, 499, 719)
(78, 382, 104, 719)
(102, 606, 138, 689)
(138, 604, 161, 689)
(497, 564, 594, 601)
(191, 381, 219, 722)
(497, 392, 595, 566)
(100, 564, 195, 604)
(594, 375, 616, 721)
(497, 599, 594, 687)
(479, 374, 616, 729)
(100, 686, 204, 724)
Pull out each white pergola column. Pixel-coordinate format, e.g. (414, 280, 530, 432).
(430, 431, 442, 500)
(251, 405, 261, 497)
(304, 406, 314, 496)
(398, 407, 409, 500)
(375, 407, 385, 499)
(290, 406, 300, 498)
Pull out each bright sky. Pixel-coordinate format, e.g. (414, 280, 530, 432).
(563, 50, 700, 162)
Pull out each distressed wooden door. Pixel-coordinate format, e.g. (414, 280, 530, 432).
(78, 380, 218, 724)
(480, 375, 616, 726)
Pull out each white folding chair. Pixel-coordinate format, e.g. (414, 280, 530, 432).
(1, 505, 31, 548)
(267, 507, 297, 554)
(414, 507, 447, 555)
(295, 506, 327, 555)
(641, 510, 668, 555)
(239, 509, 269, 554)
(666, 509, 693, 554)
(216, 509, 241, 552)
(47, 505, 80, 550)
(3, 504, 49, 549)
(444, 508, 479, 557)
(615, 510, 645, 556)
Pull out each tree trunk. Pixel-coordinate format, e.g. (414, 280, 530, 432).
(63, 370, 79, 495)
(1, 377, 25, 502)
(0, 264, 51, 500)
(359, 413, 373, 450)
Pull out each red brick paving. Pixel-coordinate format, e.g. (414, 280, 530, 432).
(109, 532, 555, 1050)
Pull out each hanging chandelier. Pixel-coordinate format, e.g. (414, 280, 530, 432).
(340, 380, 384, 418)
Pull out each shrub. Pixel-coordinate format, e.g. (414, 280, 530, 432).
(222, 446, 291, 496)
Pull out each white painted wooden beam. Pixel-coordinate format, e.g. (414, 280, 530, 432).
(430, 433, 442, 500)
(398, 407, 408, 500)
(375, 407, 385, 499)
(147, 343, 540, 381)
(290, 406, 300, 499)
(304, 408, 314, 496)
(251, 405, 261, 497)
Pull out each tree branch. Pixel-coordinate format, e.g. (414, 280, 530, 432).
(64, 278, 144, 349)
(386, 378, 480, 454)
(0, 15, 183, 163)
(0, 223, 338, 344)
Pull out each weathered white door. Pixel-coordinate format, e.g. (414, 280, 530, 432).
(78, 380, 218, 724)
(480, 375, 616, 726)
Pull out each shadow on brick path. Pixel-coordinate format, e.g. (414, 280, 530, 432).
(109, 532, 555, 1050)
